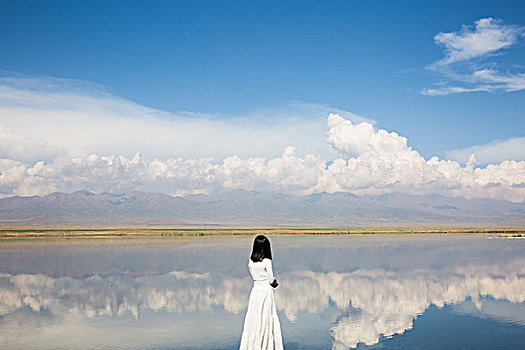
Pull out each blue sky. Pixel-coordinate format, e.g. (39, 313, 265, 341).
(1, 0, 525, 200)
(2, 0, 524, 157)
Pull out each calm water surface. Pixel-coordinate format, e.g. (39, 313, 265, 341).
(0, 235, 524, 349)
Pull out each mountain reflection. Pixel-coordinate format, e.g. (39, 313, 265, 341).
(1, 260, 524, 349)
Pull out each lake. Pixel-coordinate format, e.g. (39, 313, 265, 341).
(0, 235, 524, 349)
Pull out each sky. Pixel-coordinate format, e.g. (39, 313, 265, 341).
(0, 0, 524, 201)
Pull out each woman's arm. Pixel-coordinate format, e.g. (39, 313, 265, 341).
(265, 259, 278, 288)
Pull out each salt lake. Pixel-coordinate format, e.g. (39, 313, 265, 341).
(1, 234, 524, 349)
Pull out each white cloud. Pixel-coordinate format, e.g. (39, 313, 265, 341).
(447, 137, 525, 164)
(0, 124, 62, 163)
(421, 85, 491, 96)
(424, 18, 525, 96)
(327, 113, 412, 156)
(1, 111, 524, 201)
(432, 18, 523, 66)
(470, 69, 525, 91)
(0, 75, 369, 160)
(0, 74, 524, 201)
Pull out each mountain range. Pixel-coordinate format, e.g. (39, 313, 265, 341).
(0, 189, 524, 227)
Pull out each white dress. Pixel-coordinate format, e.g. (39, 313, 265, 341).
(239, 258, 283, 350)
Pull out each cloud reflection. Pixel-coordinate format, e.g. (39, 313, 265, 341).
(1, 260, 524, 349)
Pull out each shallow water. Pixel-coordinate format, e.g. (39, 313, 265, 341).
(0, 235, 524, 349)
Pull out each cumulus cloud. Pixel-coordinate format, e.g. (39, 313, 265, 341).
(327, 113, 411, 156)
(1, 74, 524, 201)
(1, 113, 524, 201)
(423, 18, 525, 96)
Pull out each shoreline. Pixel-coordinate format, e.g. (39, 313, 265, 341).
(1, 227, 524, 240)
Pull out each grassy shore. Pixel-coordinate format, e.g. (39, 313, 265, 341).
(0, 227, 524, 239)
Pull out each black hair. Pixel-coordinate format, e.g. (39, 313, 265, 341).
(250, 235, 272, 262)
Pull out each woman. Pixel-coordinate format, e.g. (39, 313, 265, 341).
(239, 235, 283, 350)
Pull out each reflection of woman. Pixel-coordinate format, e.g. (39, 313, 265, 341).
(240, 235, 283, 350)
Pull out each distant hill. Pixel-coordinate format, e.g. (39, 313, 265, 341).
(0, 189, 524, 226)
